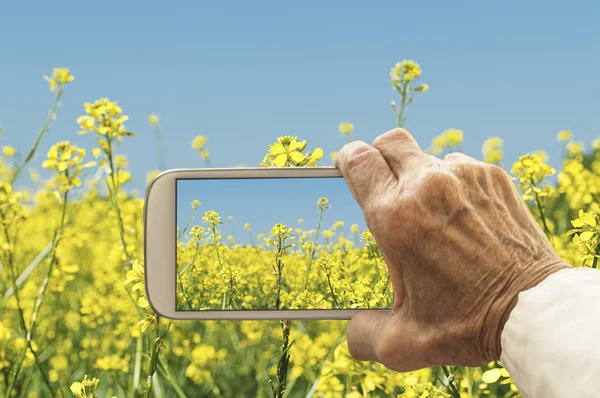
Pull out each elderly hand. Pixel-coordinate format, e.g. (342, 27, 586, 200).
(335, 128, 570, 371)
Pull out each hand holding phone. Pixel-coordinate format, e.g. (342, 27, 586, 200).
(334, 128, 569, 372)
(145, 127, 570, 374)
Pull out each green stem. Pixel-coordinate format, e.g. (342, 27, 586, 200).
(325, 274, 340, 309)
(177, 207, 198, 241)
(441, 366, 461, 398)
(27, 192, 68, 344)
(157, 358, 187, 398)
(105, 137, 132, 263)
(133, 334, 142, 391)
(592, 241, 600, 269)
(273, 321, 294, 398)
(305, 207, 325, 290)
(531, 180, 553, 246)
(144, 319, 169, 398)
(10, 87, 63, 185)
(4, 220, 55, 396)
(395, 81, 409, 128)
(396, 106, 405, 128)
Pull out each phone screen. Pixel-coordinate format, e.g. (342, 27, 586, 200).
(176, 177, 392, 311)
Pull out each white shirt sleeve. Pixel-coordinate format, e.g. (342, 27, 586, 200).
(500, 267, 600, 398)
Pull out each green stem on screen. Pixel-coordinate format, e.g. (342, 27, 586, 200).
(305, 205, 326, 290)
(270, 231, 294, 398)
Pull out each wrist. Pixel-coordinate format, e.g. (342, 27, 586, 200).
(481, 257, 571, 361)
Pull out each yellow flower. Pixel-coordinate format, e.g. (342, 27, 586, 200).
(3, 146, 16, 157)
(557, 130, 572, 142)
(444, 129, 463, 146)
(269, 138, 305, 167)
(413, 83, 429, 92)
(572, 209, 597, 228)
(390, 60, 423, 86)
(94, 354, 130, 373)
(192, 135, 207, 150)
(124, 259, 145, 294)
(203, 210, 222, 226)
(511, 152, 556, 201)
(41, 141, 96, 192)
(69, 375, 100, 398)
(54, 68, 75, 84)
(567, 142, 584, 155)
(306, 147, 324, 166)
(149, 113, 159, 125)
(482, 137, 504, 164)
(77, 98, 132, 140)
(43, 68, 74, 92)
(429, 129, 463, 154)
(338, 122, 354, 137)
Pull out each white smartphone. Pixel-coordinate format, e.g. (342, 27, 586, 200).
(144, 167, 392, 320)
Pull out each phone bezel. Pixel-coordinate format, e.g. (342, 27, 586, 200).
(144, 166, 387, 320)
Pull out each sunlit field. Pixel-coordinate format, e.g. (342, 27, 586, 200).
(1, 61, 598, 398)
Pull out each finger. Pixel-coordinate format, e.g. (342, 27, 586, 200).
(346, 310, 392, 362)
(347, 310, 433, 372)
(371, 128, 429, 176)
(335, 140, 395, 209)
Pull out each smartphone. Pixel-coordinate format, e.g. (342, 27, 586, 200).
(144, 167, 392, 320)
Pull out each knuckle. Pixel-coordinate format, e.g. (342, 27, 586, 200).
(372, 128, 414, 148)
(339, 142, 375, 169)
(448, 160, 479, 180)
(443, 152, 463, 161)
(416, 170, 466, 215)
(420, 169, 458, 191)
(486, 163, 511, 184)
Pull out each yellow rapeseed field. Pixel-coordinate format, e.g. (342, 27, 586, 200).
(1, 61, 598, 398)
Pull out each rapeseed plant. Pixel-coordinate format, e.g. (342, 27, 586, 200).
(1, 60, 598, 398)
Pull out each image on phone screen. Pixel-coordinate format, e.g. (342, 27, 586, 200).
(175, 177, 393, 311)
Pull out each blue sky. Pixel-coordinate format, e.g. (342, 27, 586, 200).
(176, 177, 367, 245)
(1, 1, 600, 196)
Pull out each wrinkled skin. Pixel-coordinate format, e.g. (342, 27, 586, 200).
(335, 128, 570, 371)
